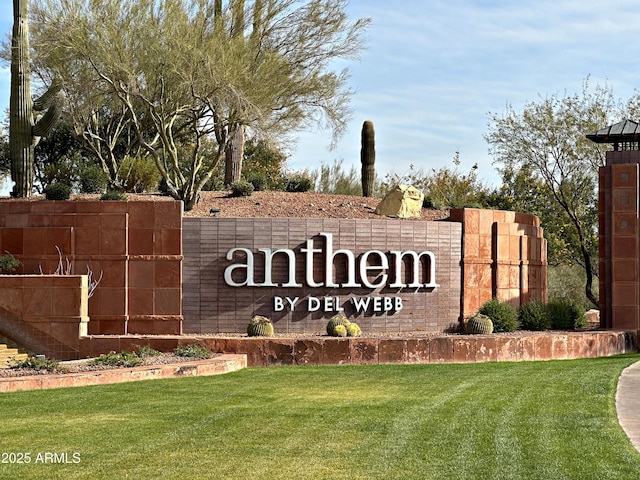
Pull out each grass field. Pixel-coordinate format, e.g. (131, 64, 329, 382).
(1, 355, 639, 480)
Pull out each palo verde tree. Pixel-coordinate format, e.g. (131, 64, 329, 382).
(485, 80, 638, 307)
(9, 0, 62, 197)
(30, 0, 369, 210)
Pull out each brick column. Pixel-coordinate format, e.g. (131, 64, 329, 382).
(599, 151, 640, 330)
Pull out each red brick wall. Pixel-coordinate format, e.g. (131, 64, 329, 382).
(0, 199, 183, 336)
(0, 275, 88, 359)
(0, 200, 548, 353)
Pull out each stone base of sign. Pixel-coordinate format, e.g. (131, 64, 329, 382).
(0, 354, 247, 393)
(77, 330, 636, 368)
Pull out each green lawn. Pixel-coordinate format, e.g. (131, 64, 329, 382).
(1, 355, 639, 480)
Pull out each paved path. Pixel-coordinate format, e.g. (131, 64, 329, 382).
(616, 361, 640, 452)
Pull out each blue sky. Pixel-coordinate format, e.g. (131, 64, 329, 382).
(2, 0, 640, 188)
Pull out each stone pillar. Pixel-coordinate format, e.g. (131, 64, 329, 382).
(599, 151, 640, 330)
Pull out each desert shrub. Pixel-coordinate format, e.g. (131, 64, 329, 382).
(230, 180, 254, 197)
(246, 172, 268, 191)
(117, 155, 161, 193)
(519, 300, 551, 331)
(10, 356, 67, 373)
(381, 152, 491, 207)
(134, 345, 162, 357)
(100, 190, 127, 201)
(284, 172, 313, 192)
(44, 182, 71, 200)
(548, 265, 595, 311)
(0, 253, 20, 272)
(547, 298, 587, 330)
(478, 298, 519, 332)
(312, 159, 363, 196)
(89, 351, 143, 367)
(79, 164, 108, 193)
(174, 344, 213, 359)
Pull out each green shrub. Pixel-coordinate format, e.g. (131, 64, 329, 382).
(548, 265, 595, 312)
(79, 164, 108, 194)
(230, 180, 255, 197)
(133, 344, 162, 357)
(284, 172, 313, 192)
(88, 351, 143, 368)
(10, 356, 67, 373)
(100, 190, 127, 201)
(174, 344, 213, 359)
(312, 159, 363, 196)
(44, 182, 71, 200)
(0, 253, 21, 272)
(117, 155, 161, 193)
(547, 298, 587, 330)
(519, 300, 551, 331)
(246, 172, 268, 192)
(478, 298, 519, 332)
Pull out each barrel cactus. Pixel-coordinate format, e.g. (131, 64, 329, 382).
(360, 120, 375, 197)
(346, 323, 362, 337)
(326, 314, 351, 336)
(333, 325, 348, 337)
(466, 314, 494, 335)
(247, 315, 274, 337)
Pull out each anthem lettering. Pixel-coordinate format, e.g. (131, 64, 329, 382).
(224, 232, 438, 289)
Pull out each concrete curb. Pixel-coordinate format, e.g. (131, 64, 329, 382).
(0, 354, 247, 393)
(616, 361, 640, 452)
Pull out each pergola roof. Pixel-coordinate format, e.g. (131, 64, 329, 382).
(586, 119, 640, 144)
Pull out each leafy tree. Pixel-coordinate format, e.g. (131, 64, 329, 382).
(69, 105, 145, 190)
(32, 117, 84, 191)
(29, 0, 370, 210)
(485, 80, 634, 307)
(242, 138, 288, 190)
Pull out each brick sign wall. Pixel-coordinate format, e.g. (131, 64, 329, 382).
(182, 218, 463, 334)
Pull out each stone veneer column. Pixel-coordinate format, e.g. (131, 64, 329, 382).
(599, 151, 640, 330)
(451, 208, 547, 318)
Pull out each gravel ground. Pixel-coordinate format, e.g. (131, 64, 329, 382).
(182, 190, 450, 220)
(1, 191, 450, 221)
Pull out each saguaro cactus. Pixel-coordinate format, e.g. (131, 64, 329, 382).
(10, 0, 62, 197)
(360, 120, 375, 197)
